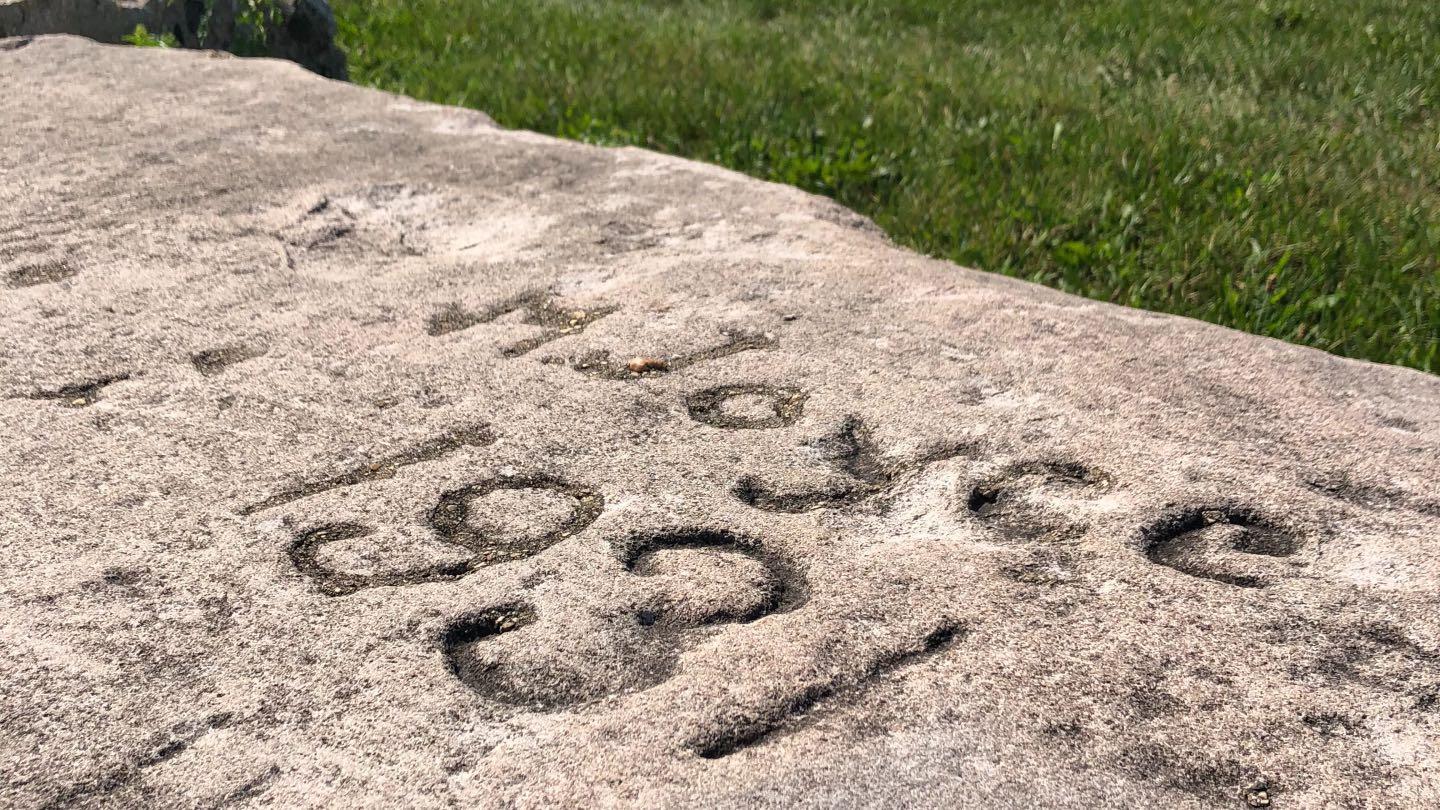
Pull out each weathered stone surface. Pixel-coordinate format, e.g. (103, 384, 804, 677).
(0, 0, 346, 78)
(2, 36, 1438, 808)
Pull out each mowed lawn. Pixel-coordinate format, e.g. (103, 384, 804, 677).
(334, 0, 1440, 372)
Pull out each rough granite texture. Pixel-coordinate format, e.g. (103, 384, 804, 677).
(2, 36, 1438, 809)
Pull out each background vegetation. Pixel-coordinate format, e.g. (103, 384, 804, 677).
(333, 0, 1440, 372)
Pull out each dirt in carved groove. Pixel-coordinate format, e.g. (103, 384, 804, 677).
(440, 528, 806, 710)
(290, 473, 601, 596)
(443, 604, 540, 703)
(430, 474, 605, 567)
(289, 522, 469, 597)
(1305, 472, 1440, 519)
(38, 712, 234, 810)
(691, 622, 966, 759)
(27, 373, 131, 407)
(191, 344, 266, 376)
(687, 383, 807, 429)
(966, 460, 1111, 543)
(6, 258, 77, 288)
(1142, 506, 1302, 588)
(427, 290, 616, 356)
(734, 416, 971, 512)
(241, 423, 495, 515)
(572, 330, 775, 380)
(619, 527, 809, 618)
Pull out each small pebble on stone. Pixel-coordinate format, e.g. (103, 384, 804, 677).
(627, 357, 668, 373)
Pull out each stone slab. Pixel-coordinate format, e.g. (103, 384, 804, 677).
(1, 36, 1438, 809)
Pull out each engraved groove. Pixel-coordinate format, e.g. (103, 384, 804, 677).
(426, 290, 616, 357)
(27, 373, 131, 407)
(442, 527, 804, 710)
(1142, 506, 1301, 588)
(687, 384, 807, 429)
(289, 474, 601, 597)
(241, 423, 495, 515)
(692, 622, 966, 759)
(734, 416, 971, 512)
(572, 330, 774, 380)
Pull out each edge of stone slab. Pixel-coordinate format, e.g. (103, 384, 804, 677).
(3, 34, 1435, 389)
(2, 31, 485, 125)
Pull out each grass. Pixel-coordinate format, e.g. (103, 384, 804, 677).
(332, 0, 1440, 372)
